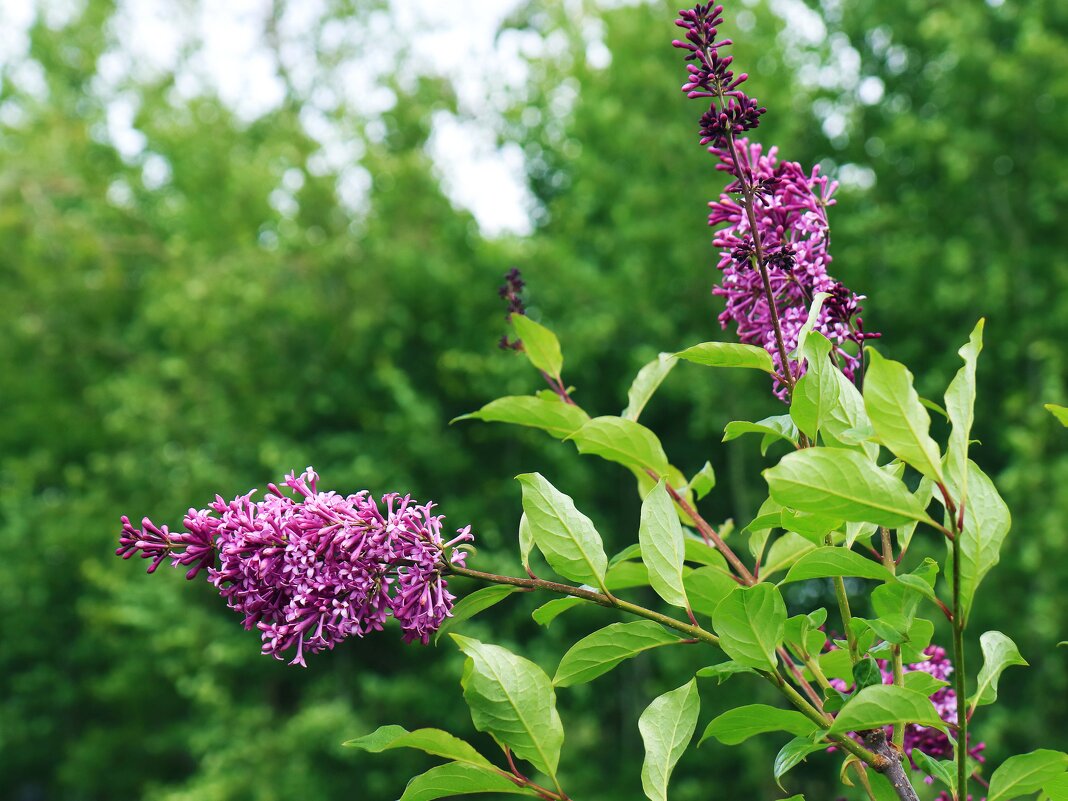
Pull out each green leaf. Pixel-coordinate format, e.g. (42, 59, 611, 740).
(553, 621, 682, 687)
(638, 679, 701, 801)
(344, 726, 494, 768)
(1046, 404, 1068, 427)
(712, 584, 787, 671)
(860, 615, 909, 645)
(723, 415, 800, 452)
(512, 314, 563, 380)
(531, 597, 583, 627)
(790, 332, 840, 440)
(896, 564, 946, 612)
(696, 661, 758, 683)
(762, 533, 819, 578)
(780, 546, 895, 584)
(795, 292, 829, 358)
(863, 349, 944, 481)
(969, 630, 1028, 711)
(919, 397, 949, 420)
(891, 618, 935, 664)
(819, 649, 854, 682)
(845, 520, 879, 549)
(823, 363, 878, 459)
(675, 341, 775, 372)
(871, 581, 922, 627)
(605, 560, 650, 589)
(453, 396, 589, 439)
(688, 461, 716, 500)
(867, 772, 904, 801)
(853, 657, 883, 690)
(639, 480, 689, 609)
(518, 513, 535, 574)
(567, 416, 671, 476)
(516, 473, 608, 591)
(820, 686, 847, 714)
(746, 497, 782, 563)
(623, 353, 677, 421)
(435, 585, 521, 643)
(774, 737, 824, 789)
(746, 511, 785, 534)
(987, 750, 1068, 801)
(902, 671, 949, 697)
(912, 750, 955, 790)
(764, 447, 935, 528)
(903, 476, 935, 550)
(827, 684, 947, 735)
(944, 320, 984, 499)
(1044, 771, 1068, 800)
(947, 460, 1011, 624)
(684, 566, 738, 616)
(452, 635, 564, 777)
(700, 704, 819, 746)
(398, 762, 533, 801)
(784, 610, 828, 660)
(683, 537, 730, 569)
(608, 542, 642, 567)
(631, 463, 695, 526)
(780, 509, 844, 542)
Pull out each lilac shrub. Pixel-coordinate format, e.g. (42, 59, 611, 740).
(117, 4, 1067, 801)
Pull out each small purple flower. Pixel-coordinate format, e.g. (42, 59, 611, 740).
(117, 468, 474, 666)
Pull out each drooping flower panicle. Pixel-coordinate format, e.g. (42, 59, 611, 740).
(117, 468, 473, 666)
(673, 3, 879, 399)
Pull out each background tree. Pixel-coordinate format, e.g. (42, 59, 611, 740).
(0, 0, 1064, 799)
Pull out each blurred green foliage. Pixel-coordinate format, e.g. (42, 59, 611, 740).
(0, 0, 1064, 799)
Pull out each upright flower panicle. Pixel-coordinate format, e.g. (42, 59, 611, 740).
(673, 3, 878, 399)
(707, 139, 879, 395)
(117, 468, 474, 666)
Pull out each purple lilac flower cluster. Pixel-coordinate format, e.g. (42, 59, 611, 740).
(707, 139, 878, 395)
(117, 468, 473, 666)
(830, 645, 986, 775)
(673, 3, 878, 399)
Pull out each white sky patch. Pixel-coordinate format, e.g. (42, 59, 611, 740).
(1, 0, 538, 237)
(857, 75, 885, 106)
(0, 0, 858, 228)
(105, 94, 146, 159)
(386, 0, 535, 235)
(838, 162, 876, 190)
(428, 111, 532, 236)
